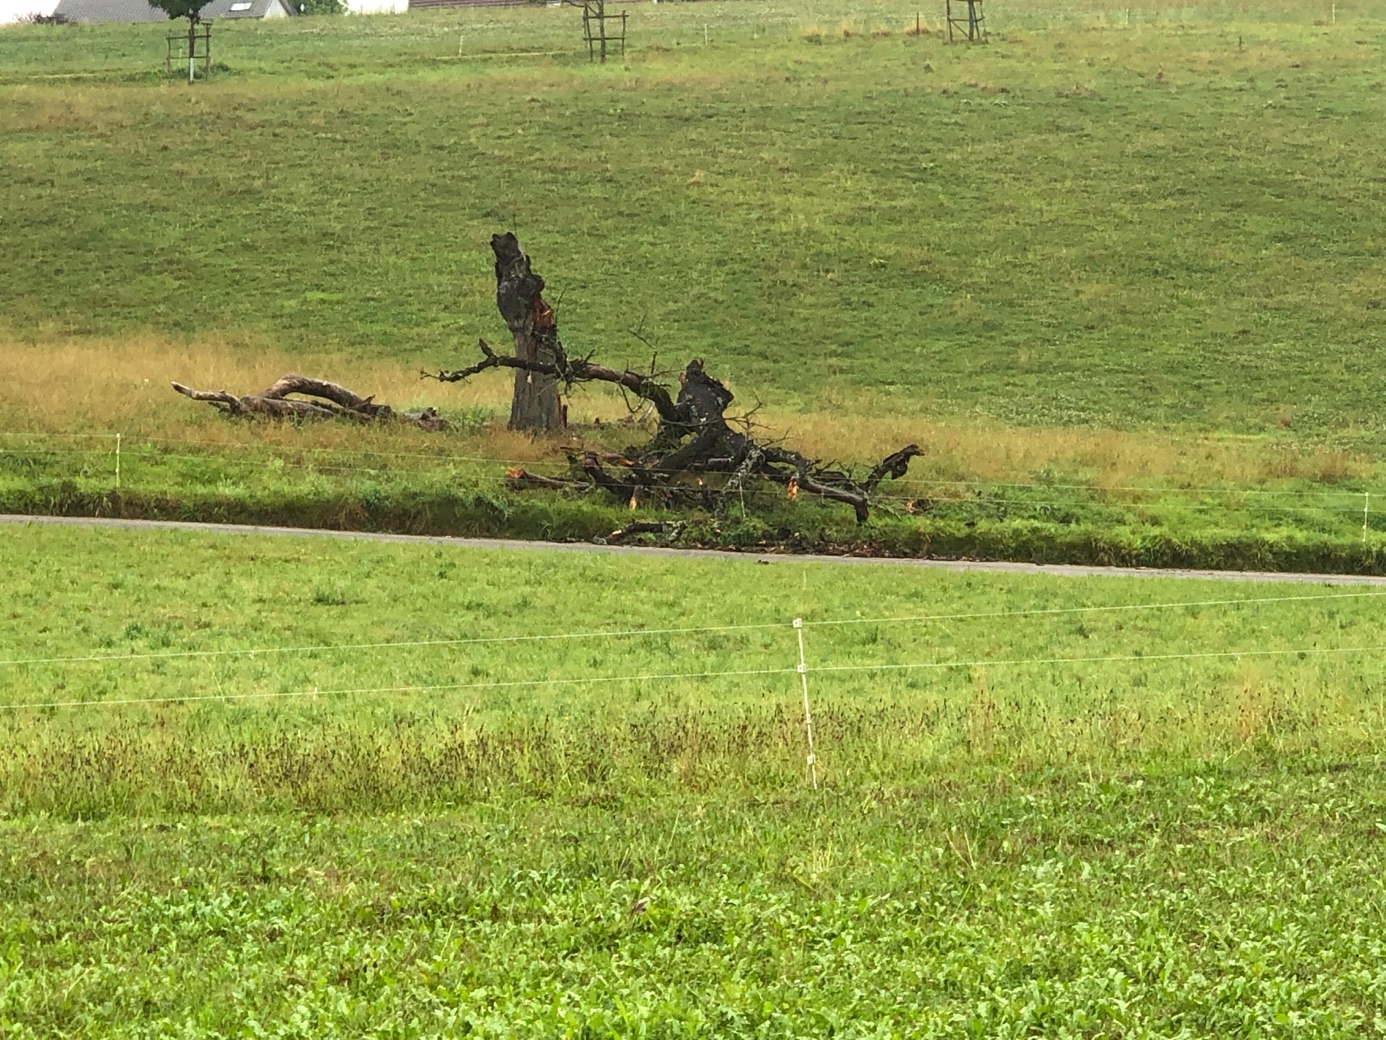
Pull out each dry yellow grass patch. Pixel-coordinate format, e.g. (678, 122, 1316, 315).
(0, 335, 494, 425)
(0, 336, 1372, 490)
(0, 335, 541, 463)
(770, 411, 1371, 491)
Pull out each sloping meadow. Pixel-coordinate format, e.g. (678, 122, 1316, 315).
(6, 1, 1386, 568)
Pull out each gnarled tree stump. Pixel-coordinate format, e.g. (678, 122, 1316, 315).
(428, 232, 923, 524)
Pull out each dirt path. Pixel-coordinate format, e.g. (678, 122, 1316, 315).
(5, 513, 1385, 586)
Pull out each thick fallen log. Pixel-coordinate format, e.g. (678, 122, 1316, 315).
(172, 375, 449, 430)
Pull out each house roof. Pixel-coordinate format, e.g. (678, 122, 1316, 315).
(53, 0, 293, 21)
(1, 0, 61, 24)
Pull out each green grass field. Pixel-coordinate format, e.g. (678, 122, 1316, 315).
(3, 0, 1386, 433)
(4, 522, 1386, 1034)
(8, 0, 1386, 571)
(9, 3, 1386, 1033)
(5, 0, 1386, 567)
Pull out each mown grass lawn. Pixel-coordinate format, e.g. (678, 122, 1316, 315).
(3, 523, 1386, 1035)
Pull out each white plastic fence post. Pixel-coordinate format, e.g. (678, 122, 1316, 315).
(1364, 491, 1370, 545)
(793, 617, 818, 790)
(114, 433, 121, 490)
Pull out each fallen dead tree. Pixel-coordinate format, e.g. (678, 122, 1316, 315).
(172, 375, 449, 430)
(426, 234, 922, 524)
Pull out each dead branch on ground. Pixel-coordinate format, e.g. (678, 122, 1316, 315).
(424, 233, 922, 524)
(172, 375, 449, 430)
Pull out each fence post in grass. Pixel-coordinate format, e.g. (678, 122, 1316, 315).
(114, 433, 121, 491)
(1364, 491, 1370, 545)
(793, 617, 818, 790)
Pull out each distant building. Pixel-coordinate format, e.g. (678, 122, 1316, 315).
(403, 0, 531, 9)
(50, 0, 293, 21)
(343, 0, 408, 12)
(1, 0, 61, 23)
(345, 0, 532, 11)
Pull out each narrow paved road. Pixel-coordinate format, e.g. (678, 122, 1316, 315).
(7, 513, 1385, 586)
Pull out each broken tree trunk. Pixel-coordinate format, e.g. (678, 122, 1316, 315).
(172, 375, 449, 430)
(427, 344, 921, 524)
(493, 233, 565, 433)
(427, 233, 923, 522)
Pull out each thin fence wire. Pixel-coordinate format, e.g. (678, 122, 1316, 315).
(3, 449, 1379, 510)
(5, 588, 1382, 670)
(800, 589, 1386, 628)
(889, 477, 1378, 499)
(3, 430, 1380, 502)
(0, 619, 787, 668)
(814, 641, 1386, 676)
(8, 636, 1386, 714)
(10, 666, 799, 712)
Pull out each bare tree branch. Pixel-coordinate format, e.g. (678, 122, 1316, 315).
(432, 233, 923, 524)
(173, 376, 448, 430)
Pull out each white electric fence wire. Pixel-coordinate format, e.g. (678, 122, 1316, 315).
(885, 477, 1380, 499)
(799, 589, 1386, 629)
(0, 433, 557, 469)
(813, 641, 1386, 677)
(0, 619, 785, 668)
(12, 666, 798, 711)
(0, 432, 116, 439)
(1, 448, 114, 457)
(10, 455, 1376, 510)
(7, 589, 1385, 671)
(13, 639, 1386, 714)
(0, 431, 581, 469)
(4, 430, 1381, 502)
(7, 589, 1386, 670)
(19, 450, 1374, 508)
(793, 618, 817, 790)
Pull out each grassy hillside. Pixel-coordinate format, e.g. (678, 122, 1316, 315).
(5, 524, 1386, 1034)
(3, 0, 1386, 436)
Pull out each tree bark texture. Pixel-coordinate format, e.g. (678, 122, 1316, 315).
(492, 233, 564, 433)
(430, 342, 921, 524)
(429, 232, 924, 523)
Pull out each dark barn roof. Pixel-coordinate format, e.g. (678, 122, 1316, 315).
(53, 0, 292, 21)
